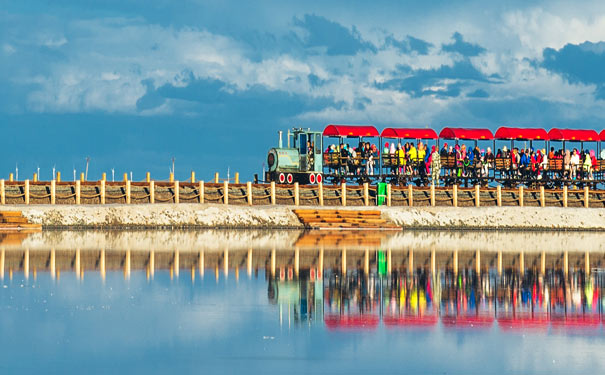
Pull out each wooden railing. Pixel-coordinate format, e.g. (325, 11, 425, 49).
(1, 177, 604, 208)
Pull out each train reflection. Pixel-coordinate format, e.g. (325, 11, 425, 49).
(268, 265, 604, 331)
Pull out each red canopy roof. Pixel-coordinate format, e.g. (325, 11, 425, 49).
(495, 127, 549, 141)
(323, 124, 379, 137)
(600, 129, 605, 141)
(381, 128, 438, 139)
(439, 127, 494, 140)
(548, 128, 599, 141)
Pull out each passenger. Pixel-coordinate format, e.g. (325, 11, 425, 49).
(570, 149, 580, 179)
(564, 149, 571, 179)
(583, 151, 593, 179)
(430, 145, 441, 185)
(548, 147, 555, 160)
(601, 148, 605, 160)
(397, 143, 405, 175)
(440, 143, 448, 156)
(383, 142, 390, 155)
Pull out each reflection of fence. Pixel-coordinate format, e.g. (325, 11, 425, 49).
(0, 247, 599, 281)
(1, 178, 605, 208)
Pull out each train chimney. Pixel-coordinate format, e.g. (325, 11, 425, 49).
(278, 130, 283, 148)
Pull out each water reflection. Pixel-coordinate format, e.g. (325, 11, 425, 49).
(2, 229, 605, 373)
(268, 260, 604, 331)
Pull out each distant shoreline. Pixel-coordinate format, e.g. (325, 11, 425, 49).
(3, 204, 604, 231)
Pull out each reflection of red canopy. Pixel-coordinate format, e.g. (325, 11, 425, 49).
(441, 315, 494, 328)
(495, 127, 549, 141)
(549, 315, 601, 328)
(497, 313, 549, 331)
(324, 314, 379, 330)
(548, 128, 599, 141)
(323, 125, 379, 137)
(383, 315, 438, 327)
(439, 127, 494, 140)
(600, 129, 605, 141)
(381, 128, 438, 139)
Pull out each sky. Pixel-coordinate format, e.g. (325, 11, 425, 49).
(2, 0, 605, 180)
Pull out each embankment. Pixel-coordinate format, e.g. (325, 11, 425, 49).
(4, 204, 605, 231)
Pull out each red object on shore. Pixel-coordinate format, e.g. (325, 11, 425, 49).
(381, 128, 439, 139)
(323, 125, 379, 137)
(548, 128, 600, 141)
(439, 127, 494, 140)
(495, 127, 549, 140)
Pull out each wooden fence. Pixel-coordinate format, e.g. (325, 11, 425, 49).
(1, 178, 605, 208)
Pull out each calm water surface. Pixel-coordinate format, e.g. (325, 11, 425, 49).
(1, 230, 604, 374)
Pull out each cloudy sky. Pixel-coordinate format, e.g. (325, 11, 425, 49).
(2, 0, 605, 179)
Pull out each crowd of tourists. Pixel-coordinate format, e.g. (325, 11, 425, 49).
(324, 141, 605, 184)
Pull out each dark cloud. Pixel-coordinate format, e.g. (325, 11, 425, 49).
(442, 32, 485, 56)
(137, 75, 342, 118)
(293, 14, 375, 55)
(377, 60, 494, 98)
(467, 88, 489, 98)
(385, 35, 433, 55)
(542, 41, 605, 99)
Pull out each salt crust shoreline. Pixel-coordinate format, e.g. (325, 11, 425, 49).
(4, 203, 605, 231)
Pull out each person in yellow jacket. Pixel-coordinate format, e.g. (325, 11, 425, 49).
(397, 143, 406, 174)
(408, 143, 417, 175)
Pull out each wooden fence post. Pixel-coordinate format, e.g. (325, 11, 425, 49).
(145, 172, 150, 183)
(584, 186, 590, 208)
(475, 184, 480, 207)
(149, 181, 155, 204)
(174, 181, 180, 204)
(430, 183, 435, 207)
(518, 186, 524, 207)
(24, 180, 30, 205)
(199, 181, 204, 204)
(387, 184, 391, 206)
(80, 172, 85, 182)
(126, 180, 131, 204)
(247, 181, 253, 205)
(75, 180, 81, 205)
(50, 179, 56, 204)
(223, 180, 228, 205)
(294, 182, 299, 206)
(190, 171, 195, 183)
(540, 186, 545, 207)
(363, 182, 369, 206)
(0, 179, 4, 205)
(33, 173, 37, 182)
(56, 171, 61, 182)
(496, 185, 502, 207)
(169, 173, 174, 183)
(341, 182, 347, 206)
(235, 172, 239, 184)
(318, 182, 324, 206)
(270, 181, 276, 205)
(214, 173, 219, 184)
(9, 173, 13, 182)
(99, 179, 105, 205)
(453, 184, 458, 207)
(408, 185, 413, 207)
(563, 185, 568, 207)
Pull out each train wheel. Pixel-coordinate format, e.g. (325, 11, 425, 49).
(278, 173, 286, 184)
(309, 173, 316, 184)
(316, 174, 323, 184)
(287, 174, 293, 184)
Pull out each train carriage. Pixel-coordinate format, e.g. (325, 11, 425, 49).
(380, 127, 438, 186)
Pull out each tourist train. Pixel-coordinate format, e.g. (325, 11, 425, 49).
(265, 124, 605, 187)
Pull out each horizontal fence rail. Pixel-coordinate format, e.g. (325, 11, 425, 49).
(0, 178, 604, 208)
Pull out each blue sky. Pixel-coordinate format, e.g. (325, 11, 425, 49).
(2, 0, 605, 180)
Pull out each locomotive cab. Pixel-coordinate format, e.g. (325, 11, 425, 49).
(266, 128, 323, 184)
